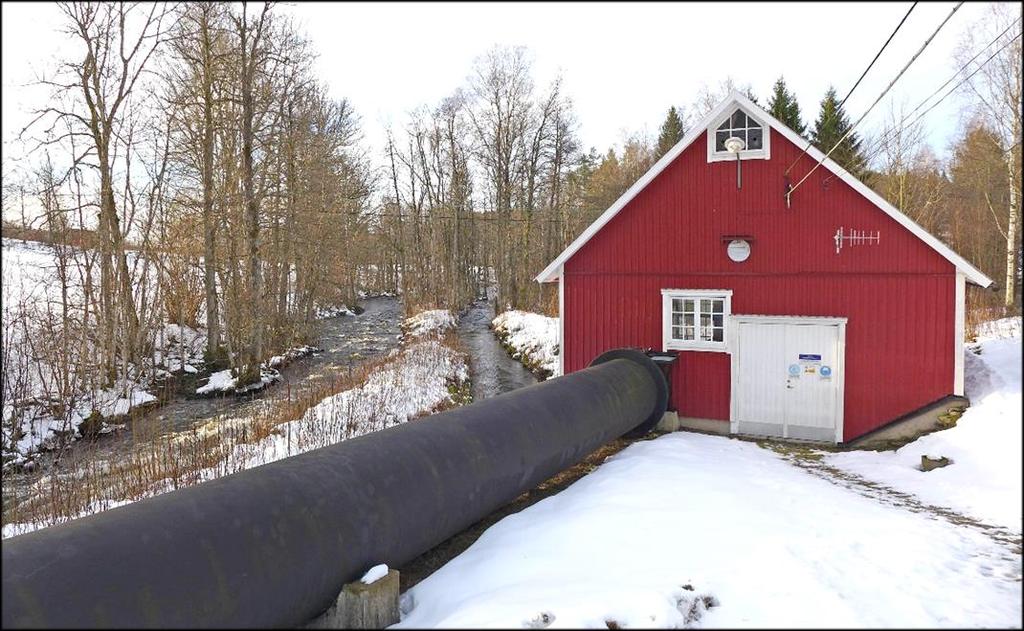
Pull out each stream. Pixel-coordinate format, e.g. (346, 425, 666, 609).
(457, 300, 538, 400)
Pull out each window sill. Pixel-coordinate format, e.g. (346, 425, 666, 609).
(664, 343, 730, 354)
(707, 150, 768, 163)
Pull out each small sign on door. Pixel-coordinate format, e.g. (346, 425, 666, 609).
(798, 353, 821, 375)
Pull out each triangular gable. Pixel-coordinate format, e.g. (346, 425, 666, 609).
(536, 91, 992, 287)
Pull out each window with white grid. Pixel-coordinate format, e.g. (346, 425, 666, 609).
(706, 106, 770, 162)
(661, 289, 732, 352)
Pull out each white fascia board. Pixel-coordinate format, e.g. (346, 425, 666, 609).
(535, 90, 993, 288)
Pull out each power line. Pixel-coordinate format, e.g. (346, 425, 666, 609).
(852, 25, 1021, 172)
(786, 1, 964, 201)
(784, 1, 919, 176)
(839, 2, 919, 110)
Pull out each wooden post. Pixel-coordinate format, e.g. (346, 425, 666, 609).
(307, 569, 400, 629)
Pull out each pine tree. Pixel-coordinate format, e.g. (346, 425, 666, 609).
(767, 76, 805, 135)
(656, 106, 685, 158)
(744, 87, 759, 106)
(811, 86, 868, 177)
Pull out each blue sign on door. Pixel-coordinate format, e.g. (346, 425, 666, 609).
(798, 354, 822, 361)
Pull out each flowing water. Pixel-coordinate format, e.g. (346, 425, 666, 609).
(143, 295, 405, 435)
(458, 300, 538, 401)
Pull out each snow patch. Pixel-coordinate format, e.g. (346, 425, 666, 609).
(361, 564, 389, 585)
(492, 310, 560, 378)
(316, 304, 356, 319)
(195, 367, 281, 395)
(402, 309, 456, 338)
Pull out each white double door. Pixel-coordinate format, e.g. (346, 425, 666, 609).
(733, 318, 844, 442)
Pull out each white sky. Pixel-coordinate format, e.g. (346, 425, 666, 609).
(0, 1, 998, 177)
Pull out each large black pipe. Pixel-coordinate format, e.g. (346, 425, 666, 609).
(2, 349, 666, 628)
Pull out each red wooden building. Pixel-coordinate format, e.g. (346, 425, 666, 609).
(536, 92, 992, 443)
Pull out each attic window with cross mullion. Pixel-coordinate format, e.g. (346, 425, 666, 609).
(714, 110, 764, 152)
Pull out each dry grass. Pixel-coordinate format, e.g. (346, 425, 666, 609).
(3, 333, 467, 536)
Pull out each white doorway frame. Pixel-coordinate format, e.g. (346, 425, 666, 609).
(729, 314, 848, 443)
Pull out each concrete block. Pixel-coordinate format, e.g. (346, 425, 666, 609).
(677, 416, 730, 436)
(846, 395, 970, 451)
(307, 569, 400, 629)
(656, 411, 680, 432)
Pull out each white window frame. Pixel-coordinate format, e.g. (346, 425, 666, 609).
(661, 289, 733, 353)
(706, 107, 770, 163)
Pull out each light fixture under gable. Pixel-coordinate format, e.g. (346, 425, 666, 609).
(724, 136, 746, 153)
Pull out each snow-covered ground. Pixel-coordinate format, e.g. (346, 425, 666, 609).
(400, 433, 1021, 628)
(826, 317, 1022, 532)
(398, 318, 1022, 628)
(492, 310, 559, 378)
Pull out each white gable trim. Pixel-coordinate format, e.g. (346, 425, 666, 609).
(536, 91, 992, 288)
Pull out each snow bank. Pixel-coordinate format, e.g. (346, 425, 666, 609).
(398, 432, 1021, 628)
(1, 238, 334, 465)
(492, 310, 559, 378)
(827, 317, 1022, 532)
(402, 309, 456, 338)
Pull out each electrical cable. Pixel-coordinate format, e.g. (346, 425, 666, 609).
(852, 26, 1021, 174)
(784, 1, 919, 176)
(787, 1, 964, 200)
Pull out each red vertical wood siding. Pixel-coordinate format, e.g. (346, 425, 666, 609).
(561, 127, 956, 442)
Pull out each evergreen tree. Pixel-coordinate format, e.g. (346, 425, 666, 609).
(811, 86, 868, 177)
(767, 76, 805, 135)
(656, 106, 685, 158)
(744, 86, 759, 106)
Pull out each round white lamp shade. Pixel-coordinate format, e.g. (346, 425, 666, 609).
(724, 136, 746, 153)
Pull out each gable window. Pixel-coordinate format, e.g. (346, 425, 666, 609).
(661, 289, 732, 352)
(707, 107, 769, 162)
(715, 110, 763, 152)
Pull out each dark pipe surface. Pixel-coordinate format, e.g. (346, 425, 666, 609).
(2, 351, 667, 629)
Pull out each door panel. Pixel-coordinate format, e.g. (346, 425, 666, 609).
(735, 322, 787, 432)
(734, 320, 841, 441)
(784, 324, 838, 435)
